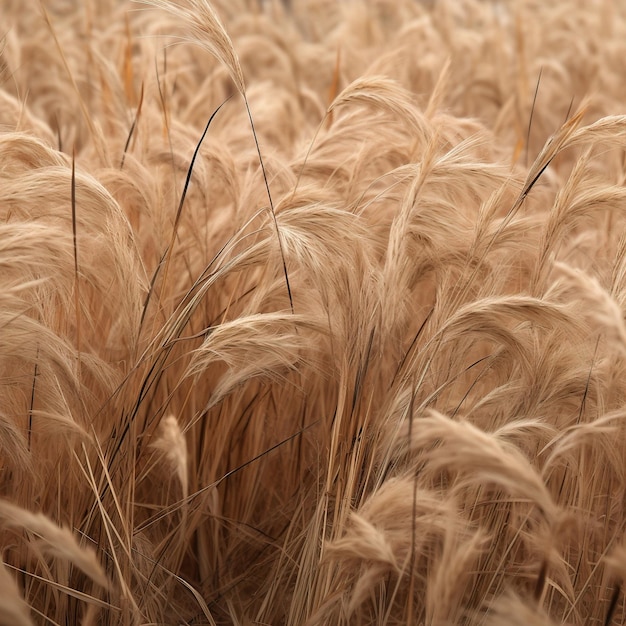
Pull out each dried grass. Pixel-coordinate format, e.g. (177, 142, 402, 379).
(2, 0, 626, 623)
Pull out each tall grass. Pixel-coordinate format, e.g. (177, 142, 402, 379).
(2, 0, 626, 623)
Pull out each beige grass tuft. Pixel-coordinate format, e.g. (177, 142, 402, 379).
(3, 0, 626, 624)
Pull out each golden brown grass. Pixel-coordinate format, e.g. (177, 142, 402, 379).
(2, 0, 626, 623)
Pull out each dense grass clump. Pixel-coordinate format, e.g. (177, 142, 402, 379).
(2, 0, 626, 624)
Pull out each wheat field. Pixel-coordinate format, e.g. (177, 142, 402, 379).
(2, 0, 626, 624)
